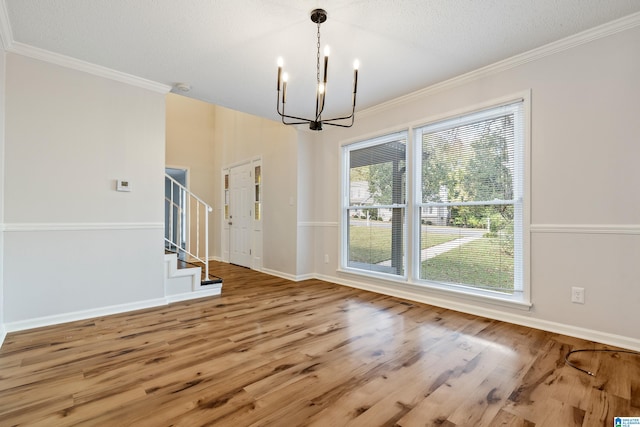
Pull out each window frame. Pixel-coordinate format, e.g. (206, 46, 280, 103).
(340, 131, 409, 280)
(339, 92, 531, 308)
(413, 99, 527, 303)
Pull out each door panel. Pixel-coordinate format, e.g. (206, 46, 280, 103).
(229, 163, 252, 267)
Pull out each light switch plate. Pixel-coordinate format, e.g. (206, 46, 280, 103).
(116, 179, 132, 192)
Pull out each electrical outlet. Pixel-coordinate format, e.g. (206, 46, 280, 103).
(571, 287, 585, 304)
(324, 254, 329, 264)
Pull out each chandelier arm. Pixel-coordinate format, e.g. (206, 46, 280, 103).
(322, 88, 357, 123)
(314, 94, 321, 122)
(282, 117, 312, 125)
(278, 110, 314, 124)
(322, 113, 354, 123)
(277, 91, 313, 123)
(276, 91, 283, 116)
(321, 107, 356, 123)
(315, 94, 326, 122)
(322, 118, 355, 128)
(278, 110, 315, 123)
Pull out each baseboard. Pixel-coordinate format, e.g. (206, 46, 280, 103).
(314, 273, 640, 352)
(0, 326, 6, 348)
(4, 297, 168, 333)
(260, 267, 301, 282)
(227, 265, 640, 350)
(5, 264, 636, 352)
(2, 288, 223, 339)
(3, 256, 216, 335)
(165, 286, 222, 303)
(212, 262, 308, 282)
(512, 317, 640, 353)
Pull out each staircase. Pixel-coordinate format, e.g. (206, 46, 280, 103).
(164, 173, 222, 301)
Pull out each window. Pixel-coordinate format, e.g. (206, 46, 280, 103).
(342, 132, 407, 277)
(254, 165, 261, 221)
(416, 101, 524, 297)
(341, 97, 527, 304)
(223, 172, 230, 220)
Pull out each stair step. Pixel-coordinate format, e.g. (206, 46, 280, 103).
(165, 253, 223, 301)
(201, 277, 223, 286)
(171, 257, 223, 285)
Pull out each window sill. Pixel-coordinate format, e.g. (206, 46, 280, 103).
(337, 267, 532, 312)
(415, 280, 532, 311)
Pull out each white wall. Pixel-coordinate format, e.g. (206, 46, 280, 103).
(309, 25, 640, 347)
(167, 97, 300, 276)
(165, 93, 217, 257)
(0, 45, 6, 342)
(296, 131, 315, 277)
(210, 106, 300, 276)
(2, 13, 635, 351)
(3, 54, 167, 325)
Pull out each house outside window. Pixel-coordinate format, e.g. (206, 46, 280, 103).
(341, 95, 528, 305)
(416, 100, 525, 298)
(342, 132, 408, 277)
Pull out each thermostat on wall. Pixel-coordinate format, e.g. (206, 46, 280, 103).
(116, 179, 132, 192)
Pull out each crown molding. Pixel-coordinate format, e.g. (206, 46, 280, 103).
(8, 42, 171, 94)
(2, 3, 640, 102)
(0, 0, 12, 51)
(359, 11, 640, 118)
(0, 1, 170, 94)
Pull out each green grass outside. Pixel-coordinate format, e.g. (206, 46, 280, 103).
(420, 237, 514, 291)
(348, 225, 457, 264)
(349, 224, 514, 292)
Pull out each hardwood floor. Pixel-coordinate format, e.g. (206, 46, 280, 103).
(1, 262, 638, 426)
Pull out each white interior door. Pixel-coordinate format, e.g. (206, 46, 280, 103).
(165, 167, 188, 260)
(229, 163, 252, 267)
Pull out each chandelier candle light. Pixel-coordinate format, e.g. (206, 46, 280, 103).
(276, 8, 359, 131)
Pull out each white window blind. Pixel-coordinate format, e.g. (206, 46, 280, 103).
(416, 101, 524, 294)
(344, 132, 407, 277)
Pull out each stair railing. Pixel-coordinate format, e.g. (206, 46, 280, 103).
(165, 173, 213, 281)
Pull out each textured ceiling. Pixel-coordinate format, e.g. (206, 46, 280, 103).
(3, 0, 640, 122)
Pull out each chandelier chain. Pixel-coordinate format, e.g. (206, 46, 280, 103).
(316, 22, 321, 85)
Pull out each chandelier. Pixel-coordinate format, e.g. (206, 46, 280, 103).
(276, 9, 359, 131)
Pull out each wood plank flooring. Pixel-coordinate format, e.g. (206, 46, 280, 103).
(1, 261, 638, 426)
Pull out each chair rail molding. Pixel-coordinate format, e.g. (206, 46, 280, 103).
(298, 221, 339, 227)
(530, 224, 640, 235)
(3, 222, 164, 232)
